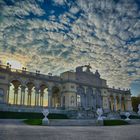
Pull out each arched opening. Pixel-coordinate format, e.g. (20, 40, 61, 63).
(9, 80, 21, 105)
(77, 86, 86, 108)
(51, 87, 60, 108)
(40, 84, 48, 107)
(26, 82, 35, 106)
(51, 86, 61, 108)
(86, 87, 95, 108)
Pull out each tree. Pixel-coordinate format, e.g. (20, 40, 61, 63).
(131, 96, 140, 112)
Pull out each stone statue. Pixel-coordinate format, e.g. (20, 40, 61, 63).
(138, 104, 140, 116)
(95, 70, 100, 77)
(84, 63, 92, 72)
(42, 108, 49, 125)
(76, 66, 84, 73)
(96, 108, 103, 120)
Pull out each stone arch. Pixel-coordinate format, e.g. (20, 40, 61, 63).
(39, 83, 48, 107)
(9, 77, 23, 86)
(26, 81, 35, 106)
(86, 87, 95, 109)
(9, 79, 22, 105)
(51, 86, 61, 108)
(77, 86, 86, 108)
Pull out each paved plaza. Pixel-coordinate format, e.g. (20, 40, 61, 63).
(0, 119, 140, 140)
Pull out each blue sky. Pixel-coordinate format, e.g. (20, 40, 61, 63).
(0, 0, 140, 96)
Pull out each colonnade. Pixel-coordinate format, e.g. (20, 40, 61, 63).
(109, 94, 126, 111)
(76, 86, 102, 109)
(7, 80, 57, 108)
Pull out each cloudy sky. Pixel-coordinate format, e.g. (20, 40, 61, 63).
(0, 0, 140, 96)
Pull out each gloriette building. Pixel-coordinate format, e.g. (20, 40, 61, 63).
(0, 64, 132, 112)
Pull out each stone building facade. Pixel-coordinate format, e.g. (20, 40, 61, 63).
(0, 64, 132, 112)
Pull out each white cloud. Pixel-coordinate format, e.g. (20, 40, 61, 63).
(0, 0, 140, 90)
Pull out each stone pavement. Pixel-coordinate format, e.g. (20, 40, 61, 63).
(0, 119, 140, 140)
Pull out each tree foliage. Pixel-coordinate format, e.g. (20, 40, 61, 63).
(131, 96, 140, 112)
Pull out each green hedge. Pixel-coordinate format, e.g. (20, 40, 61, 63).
(104, 120, 128, 126)
(0, 111, 68, 119)
(24, 119, 42, 125)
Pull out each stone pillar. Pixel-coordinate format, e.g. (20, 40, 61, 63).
(20, 86, 26, 105)
(40, 90, 44, 106)
(48, 87, 52, 109)
(6, 84, 11, 104)
(13, 86, 19, 105)
(27, 87, 32, 106)
(113, 95, 117, 111)
(123, 96, 126, 111)
(119, 95, 122, 111)
(23, 87, 26, 105)
(35, 88, 39, 106)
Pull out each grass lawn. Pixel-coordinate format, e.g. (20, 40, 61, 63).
(24, 119, 42, 125)
(104, 120, 129, 126)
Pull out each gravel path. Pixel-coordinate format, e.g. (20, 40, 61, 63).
(0, 119, 140, 140)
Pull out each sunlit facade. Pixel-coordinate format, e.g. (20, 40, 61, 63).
(0, 64, 132, 112)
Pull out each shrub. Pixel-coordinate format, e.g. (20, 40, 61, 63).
(104, 120, 128, 126)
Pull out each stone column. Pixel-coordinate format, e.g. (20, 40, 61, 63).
(35, 88, 39, 106)
(119, 95, 122, 111)
(20, 86, 26, 105)
(48, 87, 52, 109)
(113, 95, 117, 111)
(27, 87, 32, 106)
(6, 84, 11, 104)
(13, 86, 19, 105)
(40, 90, 44, 106)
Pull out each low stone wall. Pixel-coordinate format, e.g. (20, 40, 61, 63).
(0, 104, 67, 114)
